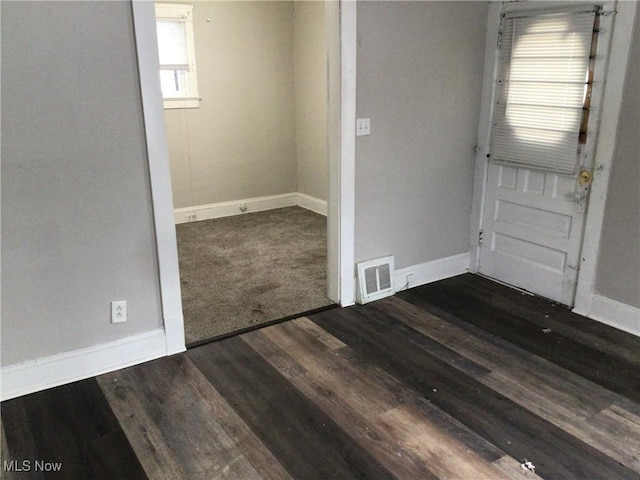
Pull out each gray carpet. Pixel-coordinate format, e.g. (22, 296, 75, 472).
(176, 206, 333, 345)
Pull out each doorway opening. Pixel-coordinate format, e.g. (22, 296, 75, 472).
(152, 1, 339, 345)
(133, 0, 354, 353)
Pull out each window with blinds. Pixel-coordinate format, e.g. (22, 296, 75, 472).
(491, 9, 598, 174)
(155, 3, 200, 109)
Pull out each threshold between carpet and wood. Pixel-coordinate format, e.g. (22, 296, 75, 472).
(2, 274, 639, 479)
(176, 206, 334, 345)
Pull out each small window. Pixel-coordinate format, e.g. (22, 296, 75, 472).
(155, 3, 200, 109)
(491, 9, 598, 174)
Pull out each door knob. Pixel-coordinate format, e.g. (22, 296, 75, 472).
(578, 170, 592, 186)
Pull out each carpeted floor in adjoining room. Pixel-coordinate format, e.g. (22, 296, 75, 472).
(176, 206, 333, 345)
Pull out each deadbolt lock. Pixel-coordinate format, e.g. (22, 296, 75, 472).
(578, 170, 592, 186)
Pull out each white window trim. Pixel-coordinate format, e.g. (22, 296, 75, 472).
(155, 2, 200, 109)
(163, 97, 200, 110)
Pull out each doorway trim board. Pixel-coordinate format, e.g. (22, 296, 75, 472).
(469, 1, 637, 316)
(337, 0, 357, 306)
(132, 0, 185, 355)
(131, 0, 357, 351)
(572, 1, 638, 317)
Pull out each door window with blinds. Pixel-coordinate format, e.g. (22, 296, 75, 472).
(491, 9, 598, 174)
(155, 3, 200, 109)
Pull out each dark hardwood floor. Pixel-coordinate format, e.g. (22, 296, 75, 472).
(2, 274, 639, 479)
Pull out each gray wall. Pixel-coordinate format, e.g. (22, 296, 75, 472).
(355, 1, 488, 268)
(1, 1, 163, 366)
(165, 1, 297, 209)
(294, 1, 328, 201)
(165, 1, 328, 209)
(595, 18, 640, 308)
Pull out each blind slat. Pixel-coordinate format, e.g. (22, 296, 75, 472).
(491, 11, 595, 173)
(156, 19, 189, 70)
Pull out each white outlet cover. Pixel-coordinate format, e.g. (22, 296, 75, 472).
(356, 118, 370, 136)
(111, 300, 127, 323)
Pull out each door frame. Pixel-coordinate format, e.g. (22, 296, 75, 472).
(131, 0, 357, 352)
(469, 1, 637, 314)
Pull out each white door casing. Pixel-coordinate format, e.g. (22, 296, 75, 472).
(132, 0, 357, 352)
(474, 1, 617, 306)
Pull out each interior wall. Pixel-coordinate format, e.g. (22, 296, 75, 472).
(354, 1, 488, 268)
(294, 1, 328, 202)
(165, 1, 298, 209)
(1, 1, 163, 366)
(594, 17, 640, 308)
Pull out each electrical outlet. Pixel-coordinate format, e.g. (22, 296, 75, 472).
(356, 118, 371, 136)
(111, 300, 127, 323)
(187, 213, 197, 222)
(406, 273, 415, 285)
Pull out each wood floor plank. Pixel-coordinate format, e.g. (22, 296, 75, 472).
(374, 296, 640, 471)
(243, 327, 440, 480)
(376, 297, 640, 412)
(258, 318, 506, 463)
(1, 418, 21, 480)
(399, 280, 640, 402)
(586, 406, 640, 472)
(0, 396, 44, 480)
(311, 306, 640, 480)
(606, 404, 640, 430)
(493, 455, 545, 479)
(1, 379, 146, 480)
(483, 371, 640, 472)
(287, 316, 347, 350)
(98, 354, 287, 480)
(260, 318, 416, 417)
(452, 274, 640, 363)
(377, 405, 508, 479)
(97, 375, 184, 480)
(188, 336, 395, 480)
(377, 296, 617, 416)
(3, 273, 638, 479)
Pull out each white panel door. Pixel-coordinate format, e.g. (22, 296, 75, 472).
(475, 7, 609, 306)
(479, 164, 585, 305)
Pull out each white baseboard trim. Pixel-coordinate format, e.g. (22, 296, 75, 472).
(174, 193, 298, 224)
(395, 252, 470, 292)
(297, 193, 328, 216)
(1, 329, 168, 401)
(174, 193, 327, 224)
(584, 294, 640, 337)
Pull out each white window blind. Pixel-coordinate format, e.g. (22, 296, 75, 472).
(491, 10, 597, 174)
(156, 19, 189, 71)
(155, 3, 200, 108)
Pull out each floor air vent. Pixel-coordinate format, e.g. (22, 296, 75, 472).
(356, 255, 395, 304)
